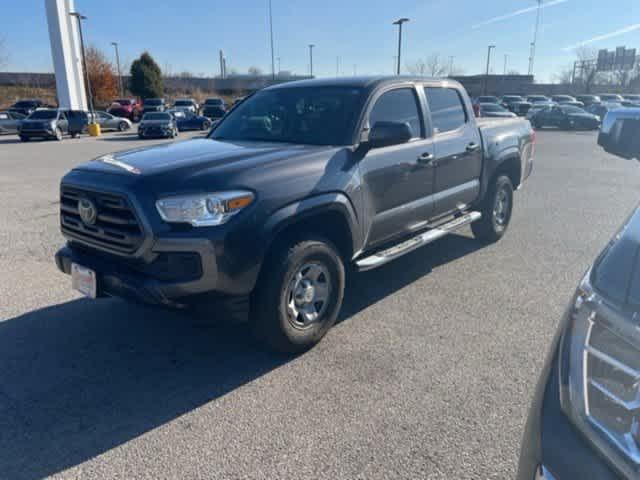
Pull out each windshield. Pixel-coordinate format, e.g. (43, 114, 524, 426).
(560, 106, 586, 114)
(13, 101, 37, 108)
(174, 100, 193, 106)
(143, 113, 170, 120)
(481, 104, 507, 112)
(502, 96, 522, 102)
(477, 96, 498, 103)
(211, 86, 365, 145)
(205, 99, 223, 105)
(114, 99, 132, 105)
(145, 99, 163, 106)
(28, 110, 57, 119)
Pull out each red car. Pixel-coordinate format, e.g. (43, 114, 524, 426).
(107, 98, 142, 122)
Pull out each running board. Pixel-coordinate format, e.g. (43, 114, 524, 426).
(355, 211, 481, 271)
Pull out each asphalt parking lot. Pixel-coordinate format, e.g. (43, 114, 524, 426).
(1, 128, 639, 480)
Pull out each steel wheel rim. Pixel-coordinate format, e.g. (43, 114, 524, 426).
(493, 187, 510, 226)
(285, 262, 332, 329)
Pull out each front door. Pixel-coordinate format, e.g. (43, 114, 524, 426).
(359, 86, 435, 247)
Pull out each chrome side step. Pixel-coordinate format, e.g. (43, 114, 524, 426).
(355, 211, 481, 271)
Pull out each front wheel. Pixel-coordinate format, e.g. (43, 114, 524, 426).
(201, 120, 211, 131)
(471, 175, 514, 243)
(54, 127, 63, 141)
(251, 237, 345, 353)
(118, 121, 128, 132)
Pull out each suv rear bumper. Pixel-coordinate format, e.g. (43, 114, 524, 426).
(55, 236, 220, 307)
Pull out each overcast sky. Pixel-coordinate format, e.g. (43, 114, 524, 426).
(2, 0, 639, 82)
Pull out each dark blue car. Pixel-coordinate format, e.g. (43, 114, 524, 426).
(169, 109, 212, 132)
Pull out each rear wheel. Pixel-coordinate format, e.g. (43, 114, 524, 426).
(471, 175, 514, 243)
(202, 120, 211, 131)
(118, 121, 128, 132)
(251, 237, 345, 353)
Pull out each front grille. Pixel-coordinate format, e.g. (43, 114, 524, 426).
(584, 319, 640, 464)
(60, 186, 144, 254)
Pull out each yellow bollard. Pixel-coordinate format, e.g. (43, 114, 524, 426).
(88, 122, 101, 137)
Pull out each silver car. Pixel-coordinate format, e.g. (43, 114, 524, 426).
(0, 111, 26, 134)
(92, 111, 132, 132)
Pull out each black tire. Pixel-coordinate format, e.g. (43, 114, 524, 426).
(251, 237, 345, 353)
(54, 127, 63, 141)
(71, 132, 79, 139)
(19, 135, 29, 142)
(118, 121, 128, 132)
(471, 175, 514, 243)
(202, 120, 211, 131)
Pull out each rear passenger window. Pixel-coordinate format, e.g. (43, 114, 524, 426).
(369, 88, 422, 138)
(425, 87, 467, 133)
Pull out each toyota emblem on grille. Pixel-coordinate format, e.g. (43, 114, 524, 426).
(78, 198, 97, 225)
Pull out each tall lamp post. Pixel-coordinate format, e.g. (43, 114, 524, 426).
(392, 18, 409, 75)
(528, 0, 543, 75)
(484, 45, 495, 95)
(69, 12, 94, 118)
(111, 41, 123, 97)
(308, 44, 315, 77)
(268, 0, 275, 81)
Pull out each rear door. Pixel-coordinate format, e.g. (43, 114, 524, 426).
(360, 85, 436, 247)
(424, 86, 482, 217)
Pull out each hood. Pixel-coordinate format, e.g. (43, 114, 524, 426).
(73, 138, 334, 178)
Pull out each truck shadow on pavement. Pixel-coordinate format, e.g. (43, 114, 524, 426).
(0, 233, 484, 480)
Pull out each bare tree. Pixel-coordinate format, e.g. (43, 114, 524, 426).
(406, 54, 447, 77)
(248, 66, 263, 77)
(553, 65, 574, 84)
(573, 47, 600, 92)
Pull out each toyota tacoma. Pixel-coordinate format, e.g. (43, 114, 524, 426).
(55, 77, 534, 352)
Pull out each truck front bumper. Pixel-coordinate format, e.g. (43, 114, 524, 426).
(55, 237, 220, 307)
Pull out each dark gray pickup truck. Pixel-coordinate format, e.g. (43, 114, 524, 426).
(55, 77, 535, 352)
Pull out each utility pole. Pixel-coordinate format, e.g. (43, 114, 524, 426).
(484, 45, 495, 95)
(277, 56, 281, 74)
(268, 0, 275, 81)
(308, 44, 315, 77)
(336, 56, 340, 76)
(69, 12, 93, 116)
(111, 41, 123, 96)
(449, 56, 455, 76)
(528, 0, 542, 75)
(392, 18, 409, 75)
(504, 54, 508, 75)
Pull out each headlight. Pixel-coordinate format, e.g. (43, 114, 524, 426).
(560, 273, 640, 478)
(156, 191, 254, 227)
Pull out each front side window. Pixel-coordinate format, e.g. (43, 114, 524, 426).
(425, 87, 467, 133)
(369, 88, 422, 138)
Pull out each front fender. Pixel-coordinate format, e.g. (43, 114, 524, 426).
(262, 192, 363, 259)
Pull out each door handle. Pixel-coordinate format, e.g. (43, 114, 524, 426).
(466, 142, 480, 152)
(417, 152, 435, 165)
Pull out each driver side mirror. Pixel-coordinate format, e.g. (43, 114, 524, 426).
(368, 121, 412, 149)
(598, 111, 640, 160)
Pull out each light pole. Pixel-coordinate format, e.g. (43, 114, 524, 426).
(268, 0, 275, 81)
(529, 0, 542, 75)
(69, 12, 94, 117)
(392, 18, 409, 75)
(449, 56, 455, 76)
(484, 45, 495, 95)
(277, 57, 281, 75)
(503, 54, 508, 75)
(308, 44, 315, 77)
(111, 41, 123, 97)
